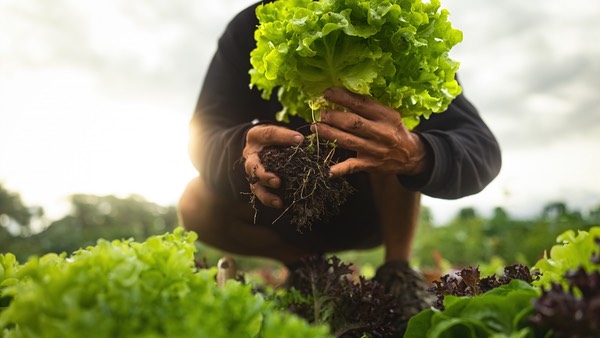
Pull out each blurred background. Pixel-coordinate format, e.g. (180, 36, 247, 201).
(1, 0, 599, 277)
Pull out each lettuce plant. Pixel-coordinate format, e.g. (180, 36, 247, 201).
(0, 253, 20, 309)
(406, 280, 542, 338)
(0, 228, 332, 338)
(273, 255, 404, 337)
(249, 0, 463, 129)
(405, 227, 600, 338)
(532, 227, 600, 290)
(530, 268, 600, 338)
(529, 227, 600, 337)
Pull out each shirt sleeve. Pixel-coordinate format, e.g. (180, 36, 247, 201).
(398, 91, 502, 199)
(189, 4, 280, 199)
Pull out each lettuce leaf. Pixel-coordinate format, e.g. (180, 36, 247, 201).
(532, 226, 600, 289)
(0, 228, 332, 338)
(249, 0, 463, 129)
(405, 280, 541, 338)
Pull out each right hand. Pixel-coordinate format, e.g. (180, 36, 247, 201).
(243, 125, 304, 209)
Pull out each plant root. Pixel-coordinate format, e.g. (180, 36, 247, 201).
(253, 135, 354, 232)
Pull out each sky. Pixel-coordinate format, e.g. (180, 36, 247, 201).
(1, 0, 599, 226)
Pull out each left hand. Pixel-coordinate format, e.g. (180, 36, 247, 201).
(311, 87, 431, 178)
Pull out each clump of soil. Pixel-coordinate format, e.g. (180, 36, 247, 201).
(251, 134, 354, 232)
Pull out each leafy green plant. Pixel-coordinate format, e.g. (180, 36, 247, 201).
(0, 253, 20, 309)
(247, 0, 464, 230)
(249, 0, 463, 128)
(405, 264, 543, 337)
(529, 227, 600, 337)
(405, 227, 600, 338)
(406, 279, 542, 338)
(0, 228, 332, 338)
(532, 227, 600, 289)
(429, 264, 536, 311)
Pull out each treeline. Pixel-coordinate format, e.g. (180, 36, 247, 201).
(0, 185, 178, 262)
(1, 183, 599, 270)
(412, 203, 600, 270)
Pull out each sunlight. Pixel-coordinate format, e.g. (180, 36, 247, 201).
(0, 66, 197, 219)
(0, 0, 206, 220)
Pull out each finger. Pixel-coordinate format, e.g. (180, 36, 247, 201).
(243, 154, 280, 189)
(320, 110, 389, 141)
(246, 125, 304, 148)
(245, 156, 283, 208)
(251, 183, 283, 209)
(328, 157, 371, 177)
(323, 87, 399, 122)
(254, 164, 281, 189)
(312, 123, 387, 155)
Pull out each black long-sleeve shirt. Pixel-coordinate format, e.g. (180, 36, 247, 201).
(189, 2, 501, 251)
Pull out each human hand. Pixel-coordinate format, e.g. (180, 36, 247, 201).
(311, 87, 431, 178)
(243, 124, 304, 208)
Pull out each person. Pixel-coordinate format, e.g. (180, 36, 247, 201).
(178, 0, 501, 318)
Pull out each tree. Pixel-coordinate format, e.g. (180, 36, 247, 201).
(7, 194, 179, 262)
(589, 205, 600, 224)
(0, 183, 37, 235)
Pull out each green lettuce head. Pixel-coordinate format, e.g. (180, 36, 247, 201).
(249, 0, 463, 129)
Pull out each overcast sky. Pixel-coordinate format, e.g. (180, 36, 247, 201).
(1, 0, 599, 225)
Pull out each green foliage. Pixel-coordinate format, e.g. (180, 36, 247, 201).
(532, 226, 600, 289)
(0, 228, 332, 338)
(413, 207, 493, 267)
(406, 227, 600, 338)
(2, 194, 179, 262)
(0, 253, 20, 283)
(0, 253, 20, 309)
(428, 265, 536, 311)
(249, 0, 463, 128)
(1, 213, 599, 338)
(412, 204, 599, 270)
(0, 183, 41, 236)
(2, 183, 600, 290)
(405, 280, 541, 338)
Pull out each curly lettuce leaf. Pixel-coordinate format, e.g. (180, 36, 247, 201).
(0, 228, 332, 338)
(532, 226, 600, 290)
(250, 0, 463, 129)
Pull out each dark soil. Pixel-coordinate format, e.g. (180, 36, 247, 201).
(251, 134, 354, 232)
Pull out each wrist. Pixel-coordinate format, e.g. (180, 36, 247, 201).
(408, 133, 433, 177)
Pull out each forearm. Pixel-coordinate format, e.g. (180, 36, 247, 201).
(188, 116, 255, 199)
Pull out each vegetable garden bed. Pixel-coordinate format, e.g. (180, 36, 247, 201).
(1, 227, 598, 337)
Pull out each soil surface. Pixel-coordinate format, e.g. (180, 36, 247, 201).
(253, 135, 354, 232)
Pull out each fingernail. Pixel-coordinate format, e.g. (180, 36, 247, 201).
(293, 135, 304, 144)
(272, 199, 282, 208)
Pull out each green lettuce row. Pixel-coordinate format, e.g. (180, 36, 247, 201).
(0, 228, 331, 338)
(249, 0, 463, 129)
